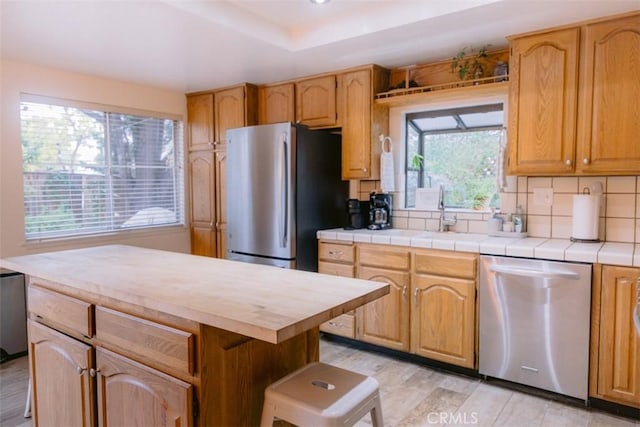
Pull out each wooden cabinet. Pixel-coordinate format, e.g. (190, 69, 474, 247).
(411, 250, 477, 369)
(507, 27, 580, 175)
(186, 84, 257, 258)
(28, 320, 94, 427)
(318, 241, 356, 338)
(340, 66, 389, 179)
(295, 75, 337, 128)
(577, 13, 640, 174)
(186, 93, 214, 151)
(357, 245, 411, 351)
(259, 83, 295, 124)
(508, 12, 640, 175)
(591, 265, 640, 408)
(95, 347, 193, 427)
(188, 150, 216, 257)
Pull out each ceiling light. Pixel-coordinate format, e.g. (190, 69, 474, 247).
(310, 0, 330, 4)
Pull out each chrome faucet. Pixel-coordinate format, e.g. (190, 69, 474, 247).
(438, 184, 457, 232)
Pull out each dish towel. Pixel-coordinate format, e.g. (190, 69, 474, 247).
(380, 135, 395, 193)
(496, 128, 508, 192)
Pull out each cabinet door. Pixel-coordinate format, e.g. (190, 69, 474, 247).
(578, 14, 640, 174)
(598, 266, 640, 408)
(214, 148, 227, 258)
(259, 83, 295, 124)
(188, 151, 216, 257)
(295, 75, 337, 128)
(186, 93, 214, 152)
(215, 86, 246, 145)
(508, 28, 580, 175)
(357, 266, 410, 351)
(341, 69, 373, 179)
(28, 320, 94, 427)
(95, 347, 193, 427)
(411, 274, 476, 368)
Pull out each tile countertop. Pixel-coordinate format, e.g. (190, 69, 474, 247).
(317, 228, 640, 268)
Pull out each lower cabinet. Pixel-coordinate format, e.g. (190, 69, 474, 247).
(318, 241, 356, 338)
(28, 320, 94, 427)
(591, 265, 640, 408)
(411, 274, 475, 368)
(95, 347, 193, 427)
(358, 265, 411, 351)
(318, 241, 478, 370)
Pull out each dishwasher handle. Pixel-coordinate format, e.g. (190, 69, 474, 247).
(489, 264, 581, 280)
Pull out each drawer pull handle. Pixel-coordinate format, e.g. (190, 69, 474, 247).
(89, 368, 101, 377)
(328, 251, 342, 256)
(413, 288, 419, 304)
(77, 367, 87, 375)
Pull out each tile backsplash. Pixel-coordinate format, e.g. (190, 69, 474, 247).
(356, 176, 640, 243)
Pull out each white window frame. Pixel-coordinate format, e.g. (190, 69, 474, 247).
(20, 94, 185, 241)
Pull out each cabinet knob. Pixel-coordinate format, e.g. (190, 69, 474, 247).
(208, 141, 214, 148)
(362, 168, 368, 173)
(77, 366, 87, 375)
(583, 158, 590, 165)
(565, 159, 572, 166)
(89, 368, 100, 377)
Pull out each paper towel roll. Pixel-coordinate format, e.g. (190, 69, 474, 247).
(572, 194, 600, 240)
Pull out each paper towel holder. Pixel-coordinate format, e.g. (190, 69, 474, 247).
(570, 186, 602, 243)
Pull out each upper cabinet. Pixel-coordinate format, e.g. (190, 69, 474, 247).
(259, 83, 295, 124)
(295, 75, 338, 128)
(186, 93, 214, 151)
(577, 14, 640, 174)
(214, 85, 258, 146)
(340, 66, 389, 180)
(507, 28, 580, 175)
(508, 12, 640, 176)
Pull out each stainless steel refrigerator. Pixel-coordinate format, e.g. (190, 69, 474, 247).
(226, 122, 348, 271)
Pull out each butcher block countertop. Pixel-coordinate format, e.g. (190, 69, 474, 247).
(1, 244, 389, 344)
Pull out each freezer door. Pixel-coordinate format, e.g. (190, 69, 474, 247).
(226, 123, 296, 261)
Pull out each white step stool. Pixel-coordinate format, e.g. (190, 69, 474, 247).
(261, 362, 383, 427)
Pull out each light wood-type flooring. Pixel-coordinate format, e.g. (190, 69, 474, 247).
(1, 336, 638, 426)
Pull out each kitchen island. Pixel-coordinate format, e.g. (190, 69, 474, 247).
(1, 244, 389, 426)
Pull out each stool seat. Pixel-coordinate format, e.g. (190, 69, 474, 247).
(261, 362, 383, 427)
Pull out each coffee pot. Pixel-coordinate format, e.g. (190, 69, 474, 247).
(368, 192, 392, 230)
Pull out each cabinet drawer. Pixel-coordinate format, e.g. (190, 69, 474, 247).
(318, 261, 355, 278)
(414, 249, 477, 279)
(95, 307, 195, 376)
(28, 285, 93, 338)
(319, 242, 354, 263)
(359, 245, 411, 270)
(320, 314, 355, 339)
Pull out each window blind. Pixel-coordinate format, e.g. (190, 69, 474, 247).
(20, 99, 184, 240)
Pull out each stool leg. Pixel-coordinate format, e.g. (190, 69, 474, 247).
(24, 378, 32, 418)
(260, 401, 275, 427)
(370, 392, 383, 427)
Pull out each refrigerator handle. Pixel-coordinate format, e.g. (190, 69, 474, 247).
(280, 133, 288, 248)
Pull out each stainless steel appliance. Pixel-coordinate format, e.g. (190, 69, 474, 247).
(479, 256, 592, 400)
(368, 192, 392, 230)
(226, 122, 348, 271)
(0, 270, 27, 363)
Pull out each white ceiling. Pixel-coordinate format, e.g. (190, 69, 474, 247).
(1, 0, 638, 93)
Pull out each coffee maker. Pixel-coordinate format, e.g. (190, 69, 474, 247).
(345, 199, 369, 229)
(368, 192, 392, 230)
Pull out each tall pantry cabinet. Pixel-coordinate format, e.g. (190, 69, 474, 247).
(187, 85, 257, 258)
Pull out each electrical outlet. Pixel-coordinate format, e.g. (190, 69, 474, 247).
(533, 188, 553, 206)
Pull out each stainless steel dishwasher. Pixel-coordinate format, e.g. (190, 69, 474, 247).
(479, 255, 592, 400)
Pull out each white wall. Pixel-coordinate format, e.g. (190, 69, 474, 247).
(0, 60, 190, 258)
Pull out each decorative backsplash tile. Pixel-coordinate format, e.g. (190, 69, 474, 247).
(356, 176, 640, 243)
